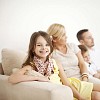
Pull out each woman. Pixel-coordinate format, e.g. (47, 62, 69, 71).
(8, 31, 100, 100)
(47, 23, 88, 81)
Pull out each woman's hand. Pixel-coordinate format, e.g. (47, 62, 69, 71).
(82, 77, 88, 82)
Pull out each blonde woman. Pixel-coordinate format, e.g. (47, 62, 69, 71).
(47, 23, 88, 81)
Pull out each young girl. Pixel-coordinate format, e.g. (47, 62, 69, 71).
(8, 31, 100, 100)
(78, 44, 100, 79)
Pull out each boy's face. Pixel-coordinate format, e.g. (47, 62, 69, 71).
(82, 51, 91, 63)
(34, 36, 50, 61)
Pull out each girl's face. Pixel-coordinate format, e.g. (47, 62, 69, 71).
(34, 36, 51, 61)
(82, 51, 90, 63)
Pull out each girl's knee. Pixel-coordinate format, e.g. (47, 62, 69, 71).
(92, 91, 100, 100)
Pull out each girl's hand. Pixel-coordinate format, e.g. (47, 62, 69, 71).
(36, 76, 50, 82)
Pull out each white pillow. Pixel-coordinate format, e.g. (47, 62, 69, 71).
(1, 48, 27, 75)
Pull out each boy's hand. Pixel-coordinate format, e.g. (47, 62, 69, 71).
(93, 73, 100, 79)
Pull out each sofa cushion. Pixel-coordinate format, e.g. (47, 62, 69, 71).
(1, 48, 27, 75)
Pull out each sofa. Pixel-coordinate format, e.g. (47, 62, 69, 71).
(0, 48, 73, 100)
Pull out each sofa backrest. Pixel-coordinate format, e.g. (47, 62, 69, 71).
(1, 48, 27, 75)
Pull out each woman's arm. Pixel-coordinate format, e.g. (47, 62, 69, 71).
(8, 65, 49, 84)
(56, 61, 85, 100)
(76, 51, 89, 81)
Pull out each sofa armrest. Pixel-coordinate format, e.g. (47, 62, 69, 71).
(0, 75, 73, 100)
(0, 63, 4, 75)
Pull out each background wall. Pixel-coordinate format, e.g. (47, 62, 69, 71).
(0, 0, 100, 61)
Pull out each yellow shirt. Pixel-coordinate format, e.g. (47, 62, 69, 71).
(49, 59, 62, 85)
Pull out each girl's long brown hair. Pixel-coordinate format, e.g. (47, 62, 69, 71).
(22, 31, 53, 69)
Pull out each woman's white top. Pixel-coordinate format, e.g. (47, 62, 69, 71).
(52, 43, 81, 79)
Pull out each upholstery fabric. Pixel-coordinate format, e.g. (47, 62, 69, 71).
(1, 48, 27, 75)
(0, 75, 73, 100)
(0, 48, 73, 100)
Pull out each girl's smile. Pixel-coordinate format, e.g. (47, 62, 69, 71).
(34, 36, 50, 61)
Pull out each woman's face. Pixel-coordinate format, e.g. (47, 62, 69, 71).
(53, 33, 67, 44)
(34, 36, 51, 61)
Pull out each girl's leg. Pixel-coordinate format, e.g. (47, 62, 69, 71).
(91, 91, 100, 100)
(93, 84, 100, 91)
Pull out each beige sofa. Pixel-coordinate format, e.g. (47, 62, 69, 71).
(0, 48, 73, 100)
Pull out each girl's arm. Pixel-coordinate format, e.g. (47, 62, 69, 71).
(56, 60, 85, 100)
(8, 65, 49, 84)
(76, 51, 89, 81)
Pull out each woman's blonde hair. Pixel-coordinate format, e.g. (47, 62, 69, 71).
(47, 23, 66, 40)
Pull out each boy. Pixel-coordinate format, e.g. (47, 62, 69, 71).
(78, 45, 100, 79)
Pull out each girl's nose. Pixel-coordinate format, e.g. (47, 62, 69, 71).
(42, 45, 46, 49)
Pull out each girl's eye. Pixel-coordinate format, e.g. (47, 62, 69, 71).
(46, 44, 50, 46)
(37, 44, 41, 46)
(36, 43, 50, 47)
